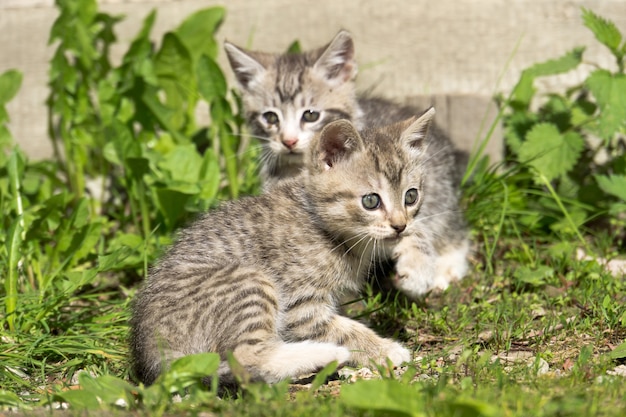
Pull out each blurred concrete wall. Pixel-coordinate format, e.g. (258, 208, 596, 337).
(1, 0, 625, 162)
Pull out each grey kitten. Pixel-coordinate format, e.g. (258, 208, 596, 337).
(225, 31, 469, 297)
(129, 112, 449, 385)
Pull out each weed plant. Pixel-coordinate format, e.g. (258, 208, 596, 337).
(0, 2, 625, 416)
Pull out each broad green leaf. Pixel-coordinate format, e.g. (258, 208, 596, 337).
(596, 174, 626, 201)
(155, 187, 193, 229)
(158, 144, 203, 183)
(55, 389, 100, 410)
(155, 33, 192, 81)
(198, 149, 221, 201)
(511, 48, 584, 107)
(447, 398, 498, 417)
(154, 32, 193, 130)
(121, 9, 156, 66)
(0, 69, 23, 105)
(78, 373, 136, 408)
(514, 265, 554, 287)
(610, 340, 626, 359)
(168, 352, 220, 376)
(528, 47, 585, 78)
(68, 222, 103, 264)
(141, 88, 187, 143)
(582, 8, 623, 57)
(157, 352, 221, 388)
(175, 7, 225, 62)
(518, 123, 585, 181)
(586, 70, 626, 139)
(197, 55, 227, 102)
(340, 380, 425, 417)
(125, 156, 151, 180)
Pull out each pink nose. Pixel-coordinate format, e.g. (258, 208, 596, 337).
(282, 138, 298, 150)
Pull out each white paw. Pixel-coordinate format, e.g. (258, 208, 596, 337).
(393, 253, 437, 298)
(434, 241, 470, 287)
(334, 345, 352, 364)
(263, 341, 351, 382)
(384, 342, 411, 366)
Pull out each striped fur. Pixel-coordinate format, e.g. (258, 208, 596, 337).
(129, 116, 452, 385)
(225, 31, 470, 297)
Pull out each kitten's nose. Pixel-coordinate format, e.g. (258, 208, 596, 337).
(391, 224, 406, 234)
(282, 138, 298, 150)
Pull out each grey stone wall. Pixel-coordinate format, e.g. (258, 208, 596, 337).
(1, 0, 625, 162)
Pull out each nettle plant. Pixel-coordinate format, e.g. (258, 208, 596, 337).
(1, 1, 259, 332)
(500, 9, 626, 242)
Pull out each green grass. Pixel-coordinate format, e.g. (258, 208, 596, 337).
(1, 2, 626, 416)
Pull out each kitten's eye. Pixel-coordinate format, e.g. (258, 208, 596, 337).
(302, 110, 320, 123)
(263, 111, 279, 125)
(405, 188, 419, 206)
(362, 193, 381, 210)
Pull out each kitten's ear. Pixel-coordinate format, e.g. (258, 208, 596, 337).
(224, 42, 269, 89)
(313, 30, 357, 84)
(314, 120, 364, 170)
(401, 107, 436, 151)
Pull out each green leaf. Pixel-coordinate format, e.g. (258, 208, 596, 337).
(158, 144, 203, 183)
(155, 187, 193, 229)
(596, 174, 626, 201)
(514, 265, 554, 287)
(175, 7, 225, 62)
(340, 380, 425, 417)
(582, 8, 623, 58)
(586, 70, 626, 139)
(197, 55, 227, 102)
(198, 149, 221, 201)
(610, 340, 626, 360)
(511, 48, 584, 107)
(155, 33, 192, 81)
(447, 398, 499, 417)
(518, 123, 585, 181)
(0, 69, 23, 105)
(125, 156, 151, 180)
(157, 352, 221, 389)
(98, 246, 135, 272)
(286, 40, 302, 54)
(141, 87, 187, 143)
(0, 390, 23, 407)
(77, 373, 136, 409)
(55, 389, 101, 410)
(529, 47, 585, 78)
(309, 361, 339, 392)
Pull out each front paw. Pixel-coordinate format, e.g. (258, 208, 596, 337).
(383, 342, 411, 367)
(393, 253, 438, 297)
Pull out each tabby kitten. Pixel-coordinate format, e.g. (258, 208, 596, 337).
(224, 31, 469, 297)
(129, 111, 444, 385)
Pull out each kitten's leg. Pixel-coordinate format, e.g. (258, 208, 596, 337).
(222, 270, 349, 383)
(283, 302, 410, 367)
(232, 339, 350, 383)
(391, 234, 438, 297)
(132, 266, 348, 385)
(432, 238, 470, 290)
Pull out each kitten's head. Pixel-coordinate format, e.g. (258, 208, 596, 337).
(305, 107, 436, 248)
(225, 31, 361, 176)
